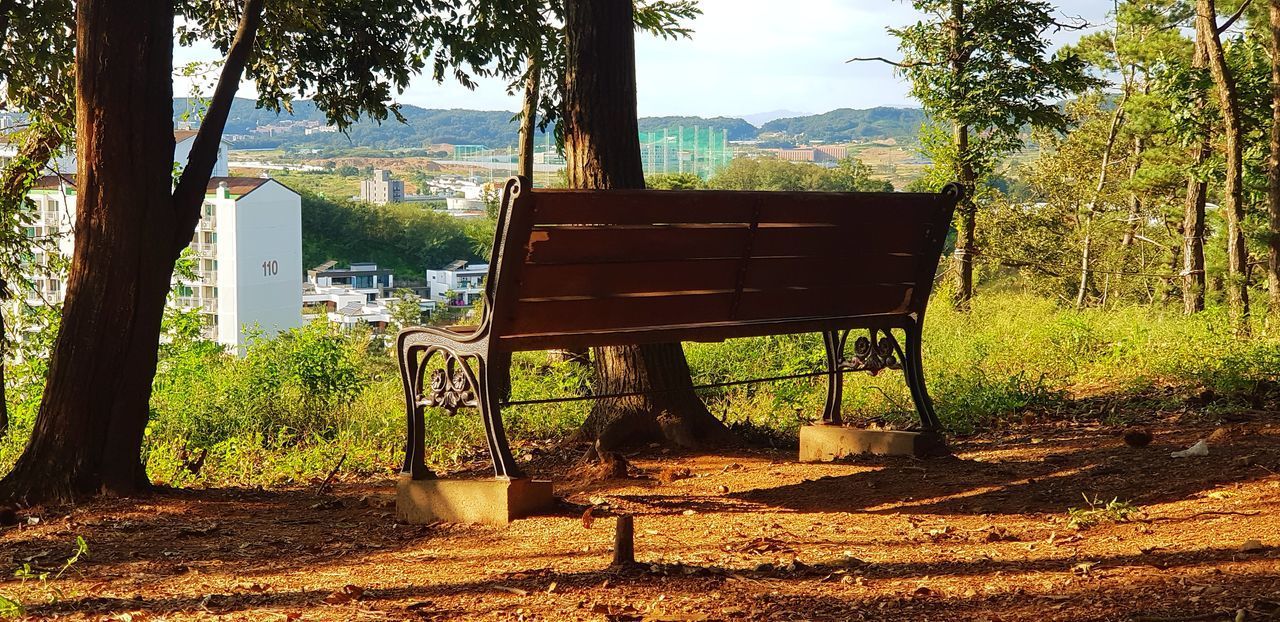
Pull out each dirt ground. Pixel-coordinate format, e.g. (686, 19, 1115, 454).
(3, 417, 1279, 621)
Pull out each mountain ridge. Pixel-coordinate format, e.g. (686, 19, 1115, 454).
(177, 98, 926, 150)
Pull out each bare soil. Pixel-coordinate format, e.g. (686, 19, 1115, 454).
(3, 418, 1279, 621)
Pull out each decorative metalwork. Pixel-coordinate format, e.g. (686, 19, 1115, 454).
(842, 330, 902, 376)
(420, 357, 477, 414)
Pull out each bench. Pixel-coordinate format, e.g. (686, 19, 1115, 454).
(397, 176, 963, 480)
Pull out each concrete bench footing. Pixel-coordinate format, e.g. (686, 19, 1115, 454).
(799, 426, 947, 461)
(396, 476, 554, 526)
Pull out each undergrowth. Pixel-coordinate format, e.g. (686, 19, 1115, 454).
(1, 292, 1278, 486)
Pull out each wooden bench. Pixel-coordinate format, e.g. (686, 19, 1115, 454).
(397, 176, 963, 480)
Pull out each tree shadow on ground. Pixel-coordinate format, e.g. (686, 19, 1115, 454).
(729, 423, 1279, 517)
(23, 543, 1280, 621)
(0, 484, 443, 575)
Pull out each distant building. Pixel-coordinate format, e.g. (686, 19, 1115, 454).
(307, 261, 395, 298)
(359, 169, 405, 204)
(764, 148, 818, 163)
(27, 174, 304, 349)
(813, 145, 849, 160)
(426, 260, 488, 306)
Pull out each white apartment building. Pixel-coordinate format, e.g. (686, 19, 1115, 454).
(359, 169, 405, 205)
(426, 260, 488, 307)
(20, 131, 303, 349)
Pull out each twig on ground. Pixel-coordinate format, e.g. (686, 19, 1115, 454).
(316, 453, 347, 495)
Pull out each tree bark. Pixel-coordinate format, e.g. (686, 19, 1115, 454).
(563, 0, 732, 451)
(1268, 0, 1280, 323)
(1076, 92, 1128, 309)
(952, 123, 977, 311)
(948, 0, 977, 311)
(518, 53, 539, 181)
(1197, 0, 1251, 335)
(1184, 40, 1211, 315)
(0, 0, 263, 504)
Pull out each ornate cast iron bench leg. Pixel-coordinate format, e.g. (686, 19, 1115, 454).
(821, 330, 846, 425)
(396, 329, 525, 481)
(821, 326, 947, 450)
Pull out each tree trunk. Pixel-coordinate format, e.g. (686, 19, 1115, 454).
(1184, 43, 1210, 315)
(0, 285, 6, 438)
(1076, 94, 1128, 309)
(517, 53, 539, 181)
(1268, 0, 1280, 323)
(948, 0, 976, 311)
(563, 0, 732, 451)
(952, 123, 977, 311)
(0, 0, 262, 504)
(1198, 0, 1251, 336)
(1117, 134, 1145, 299)
(0, 0, 176, 502)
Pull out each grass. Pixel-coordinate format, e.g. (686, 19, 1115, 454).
(1067, 494, 1140, 530)
(2, 292, 1280, 487)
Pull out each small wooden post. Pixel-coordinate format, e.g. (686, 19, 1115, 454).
(612, 514, 635, 567)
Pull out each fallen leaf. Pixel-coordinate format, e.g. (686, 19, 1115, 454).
(323, 584, 365, 605)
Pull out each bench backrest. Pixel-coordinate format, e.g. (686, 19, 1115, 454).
(481, 177, 961, 351)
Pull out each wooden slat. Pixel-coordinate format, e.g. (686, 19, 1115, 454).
(518, 260, 742, 299)
(515, 254, 921, 300)
(525, 222, 929, 266)
(502, 284, 912, 338)
(529, 189, 949, 227)
(504, 291, 736, 336)
(496, 313, 911, 351)
(525, 224, 750, 264)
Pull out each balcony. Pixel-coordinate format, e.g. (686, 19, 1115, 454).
(174, 297, 218, 313)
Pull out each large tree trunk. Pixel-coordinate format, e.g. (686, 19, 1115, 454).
(1184, 40, 1211, 315)
(0, 0, 177, 502)
(1268, 0, 1280, 323)
(1198, 0, 1251, 336)
(0, 0, 262, 504)
(563, 0, 731, 451)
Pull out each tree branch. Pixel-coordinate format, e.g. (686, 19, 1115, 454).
(1217, 0, 1252, 33)
(846, 56, 937, 68)
(170, 0, 265, 254)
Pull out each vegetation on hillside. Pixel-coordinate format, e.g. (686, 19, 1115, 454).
(299, 192, 480, 278)
(759, 107, 928, 143)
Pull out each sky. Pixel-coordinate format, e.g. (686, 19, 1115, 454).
(176, 0, 1118, 118)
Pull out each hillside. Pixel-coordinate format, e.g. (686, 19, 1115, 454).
(177, 98, 927, 151)
(760, 107, 928, 143)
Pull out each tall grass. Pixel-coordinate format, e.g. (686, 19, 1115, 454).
(2, 292, 1277, 486)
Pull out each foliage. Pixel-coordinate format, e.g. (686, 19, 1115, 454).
(300, 191, 478, 278)
(707, 156, 893, 192)
(1067, 494, 1139, 529)
(892, 0, 1098, 165)
(0, 535, 88, 616)
(759, 107, 928, 144)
